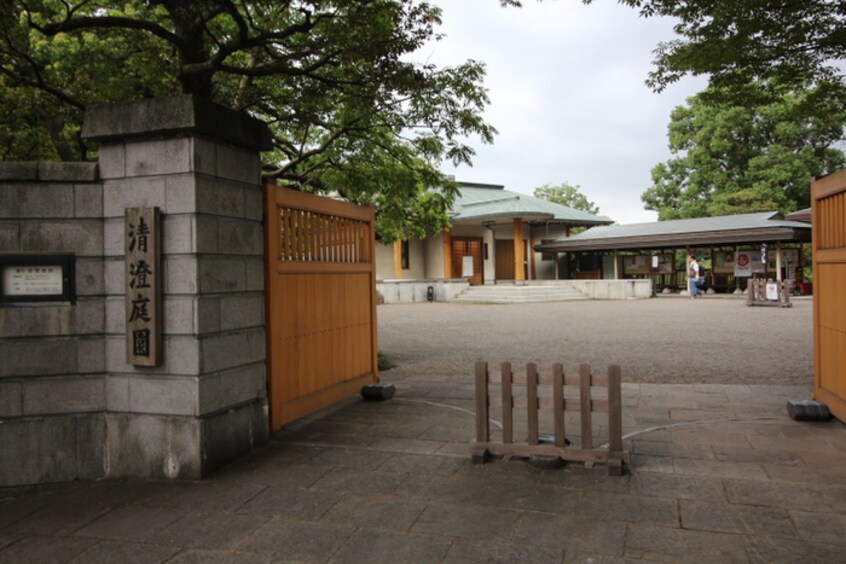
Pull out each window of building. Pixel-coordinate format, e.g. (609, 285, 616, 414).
(401, 240, 410, 269)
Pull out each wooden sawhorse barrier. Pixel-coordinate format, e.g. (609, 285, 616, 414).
(472, 361, 629, 475)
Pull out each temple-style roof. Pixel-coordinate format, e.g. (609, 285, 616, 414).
(452, 183, 613, 226)
(535, 211, 812, 252)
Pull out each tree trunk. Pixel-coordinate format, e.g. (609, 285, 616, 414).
(163, 1, 215, 98)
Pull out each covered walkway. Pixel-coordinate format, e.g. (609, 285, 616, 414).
(535, 212, 812, 292)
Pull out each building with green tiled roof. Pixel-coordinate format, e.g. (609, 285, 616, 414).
(376, 182, 614, 283)
(452, 183, 613, 226)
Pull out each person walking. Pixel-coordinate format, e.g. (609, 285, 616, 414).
(687, 254, 702, 299)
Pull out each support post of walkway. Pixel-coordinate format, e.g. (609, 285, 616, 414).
(529, 224, 536, 280)
(443, 229, 453, 278)
(514, 218, 524, 281)
(776, 241, 783, 281)
(393, 240, 403, 280)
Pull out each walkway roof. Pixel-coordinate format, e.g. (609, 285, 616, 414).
(535, 211, 812, 253)
(784, 207, 811, 222)
(452, 183, 613, 226)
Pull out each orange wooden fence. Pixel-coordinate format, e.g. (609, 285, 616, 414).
(812, 171, 846, 422)
(474, 361, 628, 475)
(265, 185, 378, 430)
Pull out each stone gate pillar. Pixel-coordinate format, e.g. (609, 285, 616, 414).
(82, 94, 273, 479)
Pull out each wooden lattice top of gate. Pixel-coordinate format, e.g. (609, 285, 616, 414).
(264, 185, 379, 430)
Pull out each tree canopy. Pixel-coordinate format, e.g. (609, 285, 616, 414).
(0, 1, 498, 242)
(533, 182, 600, 215)
(602, 0, 846, 97)
(642, 83, 846, 220)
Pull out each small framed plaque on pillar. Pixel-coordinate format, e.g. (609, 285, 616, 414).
(125, 207, 161, 366)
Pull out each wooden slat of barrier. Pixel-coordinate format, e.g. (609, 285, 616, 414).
(338, 218, 345, 262)
(311, 212, 318, 260)
(608, 365, 622, 452)
(300, 211, 308, 260)
(293, 208, 300, 259)
(326, 214, 332, 259)
(824, 199, 829, 248)
(345, 218, 352, 262)
(502, 362, 513, 444)
(553, 363, 565, 447)
(343, 218, 349, 262)
(330, 216, 337, 262)
(511, 396, 609, 412)
(527, 363, 539, 445)
(475, 362, 489, 443)
(296, 209, 304, 260)
(301, 211, 312, 261)
(283, 207, 292, 260)
(579, 364, 593, 449)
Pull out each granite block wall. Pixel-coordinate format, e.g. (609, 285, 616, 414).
(0, 95, 273, 485)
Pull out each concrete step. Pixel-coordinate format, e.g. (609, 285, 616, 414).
(451, 284, 589, 304)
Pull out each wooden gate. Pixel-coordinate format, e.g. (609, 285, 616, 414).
(812, 171, 846, 422)
(264, 185, 378, 430)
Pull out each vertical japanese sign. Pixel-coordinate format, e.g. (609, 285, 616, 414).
(125, 207, 161, 366)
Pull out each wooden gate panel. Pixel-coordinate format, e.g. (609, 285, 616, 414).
(265, 186, 378, 430)
(812, 171, 846, 421)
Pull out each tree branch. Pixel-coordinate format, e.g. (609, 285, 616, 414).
(31, 15, 185, 50)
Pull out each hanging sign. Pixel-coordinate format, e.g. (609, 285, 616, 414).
(125, 207, 161, 366)
(734, 251, 765, 277)
(462, 255, 474, 277)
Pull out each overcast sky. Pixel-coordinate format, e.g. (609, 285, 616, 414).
(418, 0, 709, 224)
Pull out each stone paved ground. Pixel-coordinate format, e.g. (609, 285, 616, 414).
(2, 297, 845, 563)
(377, 296, 814, 385)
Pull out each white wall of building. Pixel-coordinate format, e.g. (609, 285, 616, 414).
(425, 234, 445, 278)
(375, 238, 428, 280)
(374, 222, 574, 282)
(375, 242, 395, 280)
(406, 238, 426, 279)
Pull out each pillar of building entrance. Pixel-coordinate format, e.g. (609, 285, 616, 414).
(513, 218, 525, 281)
(443, 229, 453, 278)
(393, 240, 403, 279)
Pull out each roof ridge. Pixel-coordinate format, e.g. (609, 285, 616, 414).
(460, 193, 520, 207)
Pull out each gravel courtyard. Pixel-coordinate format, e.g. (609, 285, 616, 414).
(377, 296, 814, 386)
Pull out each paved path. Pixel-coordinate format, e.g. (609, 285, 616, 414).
(2, 297, 845, 563)
(378, 296, 814, 385)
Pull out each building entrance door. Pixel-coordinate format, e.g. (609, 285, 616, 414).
(451, 237, 484, 285)
(495, 239, 528, 280)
